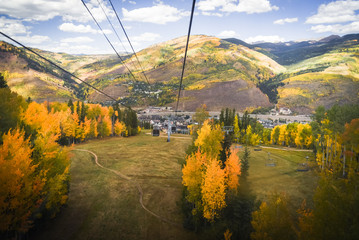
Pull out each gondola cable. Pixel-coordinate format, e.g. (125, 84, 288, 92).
(95, 0, 139, 79)
(175, 0, 196, 114)
(0, 31, 130, 108)
(107, 0, 150, 85)
(81, 0, 138, 83)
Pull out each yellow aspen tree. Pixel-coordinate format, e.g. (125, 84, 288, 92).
(83, 117, 91, 140)
(61, 109, 77, 143)
(245, 125, 253, 145)
(97, 115, 112, 137)
(296, 124, 312, 149)
(23, 102, 62, 140)
(182, 151, 206, 215)
(33, 133, 70, 216)
(72, 111, 82, 141)
(100, 105, 110, 118)
(262, 128, 272, 145)
(271, 126, 280, 145)
(278, 124, 287, 146)
(103, 115, 112, 136)
(87, 104, 101, 119)
(195, 120, 223, 159)
(251, 192, 296, 240)
(250, 133, 260, 146)
(114, 120, 126, 136)
(202, 158, 227, 221)
(22, 102, 46, 130)
(295, 124, 305, 148)
(225, 149, 241, 191)
(233, 115, 240, 143)
(0, 130, 44, 233)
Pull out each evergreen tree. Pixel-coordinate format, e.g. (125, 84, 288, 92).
(76, 101, 81, 117)
(241, 146, 250, 181)
(0, 73, 8, 89)
(80, 101, 87, 122)
(0, 89, 26, 141)
(219, 132, 232, 168)
(220, 109, 225, 124)
(67, 99, 74, 114)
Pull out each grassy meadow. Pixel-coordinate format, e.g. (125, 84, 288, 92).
(29, 132, 318, 240)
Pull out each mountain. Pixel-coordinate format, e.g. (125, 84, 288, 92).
(225, 34, 359, 113)
(1, 34, 358, 113)
(0, 41, 116, 102)
(0, 41, 79, 101)
(83, 35, 284, 111)
(225, 34, 359, 65)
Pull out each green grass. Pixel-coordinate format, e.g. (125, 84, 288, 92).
(30, 132, 197, 240)
(30, 134, 318, 239)
(245, 146, 318, 212)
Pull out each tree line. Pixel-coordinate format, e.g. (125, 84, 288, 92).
(0, 73, 139, 239)
(182, 104, 359, 239)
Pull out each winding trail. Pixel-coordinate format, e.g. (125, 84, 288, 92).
(260, 146, 312, 152)
(73, 149, 181, 227)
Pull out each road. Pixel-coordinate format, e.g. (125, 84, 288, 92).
(139, 111, 312, 123)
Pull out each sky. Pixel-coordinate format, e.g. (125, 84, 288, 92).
(0, 0, 359, 55)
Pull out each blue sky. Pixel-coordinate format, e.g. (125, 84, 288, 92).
(0, 0, 359, 54)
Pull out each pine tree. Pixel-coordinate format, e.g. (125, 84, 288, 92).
(80, 101, 87, 122)
(0, 73, 8, 88)
(67, 99, 74, 114)
(241, 146, 250, 181)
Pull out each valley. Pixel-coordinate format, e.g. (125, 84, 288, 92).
(29, 132, 317, 240)
(1, 34, 358, 114)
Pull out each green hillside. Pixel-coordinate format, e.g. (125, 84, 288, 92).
(0, 41, 79, 101)
(83, 35, 283, 110)
(0, 34, 358, 113)
(277, 43, 359, 113)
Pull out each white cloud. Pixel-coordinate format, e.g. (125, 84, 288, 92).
(0, 16, 50, 45)
(274, 17, 298, 25)
(129, 1, 136, 4)
(132, 32, 161, 42)
(122, 3, 190, 24)
(58, 23, 112, 35)
(59, 23, 97, 34)
(218, 30, 238, 38)
(311, 21, 359, 34)
(306, 0, 359, 24)
(0, 17, 28, 36)
(103, 29, 113, 34)
(0, 0, 114, 23)
(198, 0, 225, 11)
(61, 36, 94, 43)
(15, 35, 51, 44)
(245, 35, 285, 43)
(197, 0, 279, 14)
(202, 11, 224, 17)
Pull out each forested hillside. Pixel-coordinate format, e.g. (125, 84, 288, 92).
(1, 34, 358, 113)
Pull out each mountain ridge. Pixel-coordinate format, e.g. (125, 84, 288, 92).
(0, 33, 358, 113)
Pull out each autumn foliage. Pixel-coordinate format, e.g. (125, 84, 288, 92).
(182, 120, 241, 222)
(0, 129, 44, 233)
(0, 87, 139, 236)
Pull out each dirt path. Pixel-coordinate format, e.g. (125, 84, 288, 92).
(145, 133, 191, 139)
(73, 149, 181, 227)
(260, 146, 312, 152)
